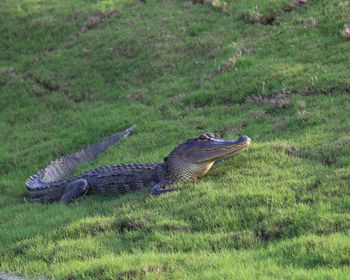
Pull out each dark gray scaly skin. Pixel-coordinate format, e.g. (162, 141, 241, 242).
(26, 128, 251, 203)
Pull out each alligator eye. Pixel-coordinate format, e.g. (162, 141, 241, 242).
(199, 134, 208, 140)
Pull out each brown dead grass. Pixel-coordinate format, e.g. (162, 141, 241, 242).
(245, 93, 293, 109)
(341, 24, 350, 40)
(192, 0, 230, 14)
(242, 0, 311, 25)
(80, 9, 119, 33)
(293, 0, 309, 6)
(295, 18, 320, 28)
(25, 73, 69, 96)
(202, 56, 237, 83)
(122, 90, 147, 102)
(0, 67, 21, 86)
(252, 110, 266, 120)
(116, 266, 169, 279)
(242, 11, 277, 25)
(115, 218, 149, 233)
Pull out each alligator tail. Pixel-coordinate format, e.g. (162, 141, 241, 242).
(25, 126, 135, 190)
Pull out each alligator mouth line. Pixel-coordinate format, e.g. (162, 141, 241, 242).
(206, 142, 251, 152)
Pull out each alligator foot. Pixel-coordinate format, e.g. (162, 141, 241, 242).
(60, 179, 89, 203)
(150, 183, 175, 196)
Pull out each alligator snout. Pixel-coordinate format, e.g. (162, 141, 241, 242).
(238, 135, 251, 145)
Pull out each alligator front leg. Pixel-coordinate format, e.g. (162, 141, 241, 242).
(150, 182, 175, 196)
(60, 179, 89, 203)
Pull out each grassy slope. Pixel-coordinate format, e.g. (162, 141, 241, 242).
(0, 0, 350, 278)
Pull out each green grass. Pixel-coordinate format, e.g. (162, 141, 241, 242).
(1, 0, 350, 278)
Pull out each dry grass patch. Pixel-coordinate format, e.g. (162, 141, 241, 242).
(293, 0, 310, 6)
(242, 0, 311, 25)
(116, 266, 170, 279)
(245, 93, 293, 109)
(242, 11, 277, 25)
(341, 24, 350, 40)
(116, 219, 149, 233)
(122, 90, 148, 102)
(80, 9, 119, 33)
(192, 0, 230, 14)
(294, 18, 320, 28)
(201, 56, 237, 83)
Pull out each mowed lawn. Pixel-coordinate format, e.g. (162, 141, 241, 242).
(0, 0, 350, 278)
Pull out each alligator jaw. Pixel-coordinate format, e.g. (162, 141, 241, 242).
(203, 135, 251, 162)
(174, 134, 251, 164)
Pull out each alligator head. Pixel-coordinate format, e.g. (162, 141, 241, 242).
(165, 133, 251, 183)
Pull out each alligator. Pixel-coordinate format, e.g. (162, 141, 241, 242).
(26, 126, 251, 203)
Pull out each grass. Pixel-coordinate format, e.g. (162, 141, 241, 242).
(0, 0, 350, 278)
